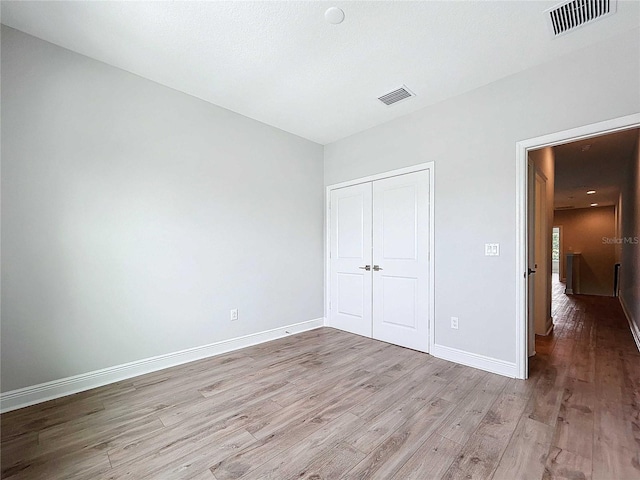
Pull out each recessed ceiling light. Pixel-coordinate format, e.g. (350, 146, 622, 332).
(587, 190, 596, 194)
(325, 7, 345, 24)
(591, 203, 598, 207)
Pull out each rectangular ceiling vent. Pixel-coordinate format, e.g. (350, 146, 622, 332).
(546, 0, 617, 37)
(378, 85, 415, 106)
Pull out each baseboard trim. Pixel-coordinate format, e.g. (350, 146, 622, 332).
(545, 321, 554, 336)
(619, 297, 640, 353)
(0, 318, 324, 413)
(431, 343, 517, 378)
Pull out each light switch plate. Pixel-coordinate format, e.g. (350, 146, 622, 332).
(485, 243, 500, 256)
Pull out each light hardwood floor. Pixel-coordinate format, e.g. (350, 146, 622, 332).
(2, 283, 639, 479)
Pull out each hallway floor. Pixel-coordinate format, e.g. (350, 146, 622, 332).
(532, 275, 640, 479)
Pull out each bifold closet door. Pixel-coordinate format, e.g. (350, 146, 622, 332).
(372, 170, 430, 352)
(329, 183, 373, 337)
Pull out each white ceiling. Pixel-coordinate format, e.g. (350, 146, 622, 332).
(2, 1, 639, 144)
(553, 128, 639, 210)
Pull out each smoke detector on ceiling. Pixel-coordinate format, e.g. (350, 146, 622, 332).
(378, 85, 415, 106)
(325, 7, 345, 25)
(546, 0, 617, 37)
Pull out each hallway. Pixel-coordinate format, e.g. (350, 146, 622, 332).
(531, 276, 640, 479)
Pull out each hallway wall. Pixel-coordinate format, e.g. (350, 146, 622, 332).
(554, 206, 616, 296)
(619, 131, 640, 345)
(529, 147, 555, 334)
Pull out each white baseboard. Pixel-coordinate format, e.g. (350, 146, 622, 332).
(619, 296, 640, 352)
(0, 318, 324, 413)
(545, 321, 554, 336)
(431, 343, 518, 378)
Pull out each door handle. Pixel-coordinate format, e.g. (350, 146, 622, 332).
(359, 265, 371, 271)
(373, 265, 383, 271)
(528, 268, 536, 276)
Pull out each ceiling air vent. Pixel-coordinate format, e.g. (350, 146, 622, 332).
(546, 0, 617, 37)
(378, 85, 415, 106)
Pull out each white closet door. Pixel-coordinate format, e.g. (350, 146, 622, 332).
(329, 183, 373, 337)
(372, 170, 430, 352)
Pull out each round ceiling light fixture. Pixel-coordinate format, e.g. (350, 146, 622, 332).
(325, 7, 345, 24)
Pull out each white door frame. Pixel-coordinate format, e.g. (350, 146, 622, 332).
(325, 162, 435, 353)
(515, 113, 640, 379)
(533, 169, 549, 337)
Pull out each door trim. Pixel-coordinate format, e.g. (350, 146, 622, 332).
(515, 113, 640, 379)
(325, 162, 435, 353)
(553, 225, 564, 281)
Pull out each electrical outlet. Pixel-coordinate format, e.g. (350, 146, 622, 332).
(451, 316, 459, 329)
(230, 308, 238, 321)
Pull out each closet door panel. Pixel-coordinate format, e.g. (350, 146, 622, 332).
(372, 171, 430, 352)
(329, 183, 373, 337)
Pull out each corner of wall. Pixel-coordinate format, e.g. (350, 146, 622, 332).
(618, 128, 640, 349)
(0, 318, 324, 413)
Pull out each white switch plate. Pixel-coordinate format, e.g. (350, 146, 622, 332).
(230, 308, 238, 321)
(485, 243, 500, 256)
(451, 316, 459, 329)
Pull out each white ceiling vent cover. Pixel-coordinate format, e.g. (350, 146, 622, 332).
(378, 86, 415, 106)
(546, 0, 617, 37)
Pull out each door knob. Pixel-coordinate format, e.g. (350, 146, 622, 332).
(359, 265, 371, 271)
(373, 265, 383, 271)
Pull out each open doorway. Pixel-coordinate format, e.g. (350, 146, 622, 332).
(516, 113, 640, 379)
(527, 128, 639, 365)
(552, 227, 560, 279)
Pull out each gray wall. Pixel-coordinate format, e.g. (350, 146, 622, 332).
(620, 130, 640, 337)
(1, 27, 324, 392)
(325, 28, 640, 363)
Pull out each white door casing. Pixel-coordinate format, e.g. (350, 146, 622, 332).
(534, 171, 548, 336)
(372, 171, 430, 352)
(527, 161, 536, 357)
(329, 183, 373, 337)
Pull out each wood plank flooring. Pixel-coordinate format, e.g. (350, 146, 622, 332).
(2, 281, 639, 479)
